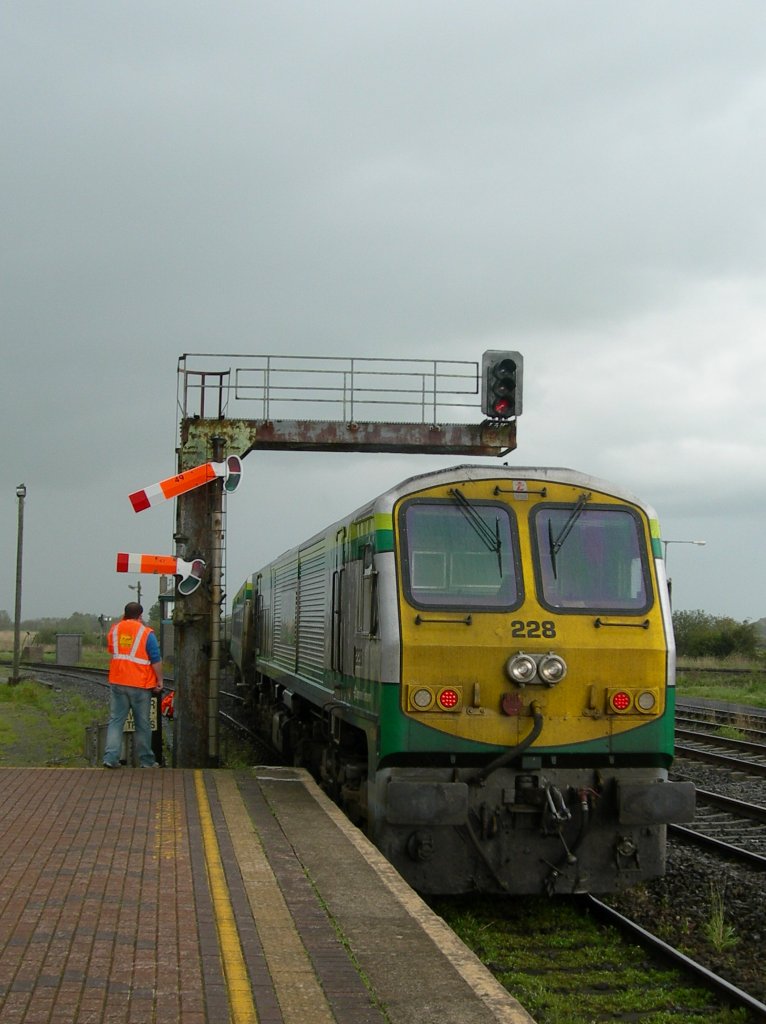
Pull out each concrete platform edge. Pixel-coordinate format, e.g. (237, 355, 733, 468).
(254, 766, 535, 1024)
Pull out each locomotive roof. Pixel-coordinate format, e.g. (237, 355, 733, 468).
(371, 463, 656, 517)
(251, 463, 659, 576)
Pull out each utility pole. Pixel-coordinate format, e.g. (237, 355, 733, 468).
(10, 483, 26, 686)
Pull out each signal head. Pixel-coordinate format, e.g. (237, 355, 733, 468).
(481, 350, 523, 419)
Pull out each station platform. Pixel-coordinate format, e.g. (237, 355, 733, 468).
(0, 766, 535, 1024)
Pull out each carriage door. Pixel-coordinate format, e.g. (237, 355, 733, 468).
(354, 542, 378, 681)
(253, 574, 265, 660)
(331, 527, 347, 679)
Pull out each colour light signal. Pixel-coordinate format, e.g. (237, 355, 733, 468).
(481, 351, 523, 419)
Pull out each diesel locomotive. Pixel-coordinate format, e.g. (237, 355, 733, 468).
(229, 464, 694, 895)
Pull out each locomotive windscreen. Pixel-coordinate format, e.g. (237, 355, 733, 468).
(533, 505, 651, 612)
(399, 500, 521, 610)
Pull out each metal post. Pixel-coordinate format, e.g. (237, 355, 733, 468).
(662, 539, 706, 569)
(662, 539, 706, 605)
(173, 479, 211, 767)
(173, 428, 227, 768)
(207, 436, 225, 766)
(10, 483, 26, 686)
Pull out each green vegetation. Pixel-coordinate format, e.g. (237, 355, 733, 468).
(0, 605, 162, 649)
(431, 896, 748, 1024)
(218, 729, 258, 769)
(76, 647, 112, 670)
(673, 610, 761, 660)
(703, 884, 739, 954)
(715, 724, 748, 742)
(0, 601, 165, 672)
(676, 665, 766, 709)
(0, 677, 105, 767)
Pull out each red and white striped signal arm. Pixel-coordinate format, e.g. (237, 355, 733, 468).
(115, 553, 206, 597)
(129, 454, 243, 512)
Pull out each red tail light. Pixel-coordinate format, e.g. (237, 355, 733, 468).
(609, 690, 632, 713)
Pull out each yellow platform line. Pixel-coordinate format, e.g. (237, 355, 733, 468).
(212, 771, 336, 1024)
(194, 769, 258, 1024)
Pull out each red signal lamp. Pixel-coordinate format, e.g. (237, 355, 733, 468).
(609, 689, 633, 713)
(438, 688, 460, 710)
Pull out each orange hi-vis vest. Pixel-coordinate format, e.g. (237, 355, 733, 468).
(107, 619, 157, 689)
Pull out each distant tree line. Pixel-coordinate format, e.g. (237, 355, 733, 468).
(672, 610, 762, 659)
(1, 606, 761, 659)
(0, 606, 162, 645)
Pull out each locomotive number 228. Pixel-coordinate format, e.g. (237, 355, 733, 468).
(510, 620, 557, 639)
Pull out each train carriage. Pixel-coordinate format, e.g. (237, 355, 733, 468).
(230, 464, 694, 894)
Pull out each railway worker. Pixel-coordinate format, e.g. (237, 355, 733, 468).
(102, 602, 163, 768)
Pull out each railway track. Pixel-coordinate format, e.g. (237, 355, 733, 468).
(675, 717, 766, 776)
(18, 662, 112, 689)
(589, 757, 766, 1019)
(675, 737, 766, 777)
(677, 699, 766, 735)
(18, 662, 176, 694)
(677, 717, 766, 747)
(670, 788, 766, 864)
(218, 688, 281, 763)
(672, 701, 766, 865)
(436, 889, 766, 1023)
(677, 666, 762, 676)
(584, 896, 766, 1021)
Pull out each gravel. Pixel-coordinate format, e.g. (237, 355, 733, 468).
(604, 759, 766, 1006)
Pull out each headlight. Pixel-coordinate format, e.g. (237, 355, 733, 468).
(506, 652, 537, 684)
(636, 689, 657, 713)
(411, 687, 434, 710)
(538, 653, 567, 685)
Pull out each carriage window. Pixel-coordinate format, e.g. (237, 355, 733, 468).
(533, 505, 651, 612)
(399, 500, 521, 610)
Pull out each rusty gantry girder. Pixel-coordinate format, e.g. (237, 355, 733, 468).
(172, 353, 519, 768)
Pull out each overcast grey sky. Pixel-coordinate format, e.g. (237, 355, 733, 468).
(2, 2, 764, 623)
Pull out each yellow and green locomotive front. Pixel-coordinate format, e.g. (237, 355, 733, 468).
(371, 468, 695, 894)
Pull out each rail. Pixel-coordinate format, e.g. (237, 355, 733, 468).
(584, 895, 766, 1020)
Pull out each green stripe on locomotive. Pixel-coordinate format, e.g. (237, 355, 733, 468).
(348, 512, 394, 559)
(373, 683, 675, 766)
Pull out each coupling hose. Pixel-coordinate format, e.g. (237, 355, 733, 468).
(469, 702, 544, 786)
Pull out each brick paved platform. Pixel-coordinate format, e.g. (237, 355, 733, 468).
(0, 766, 534, 1024)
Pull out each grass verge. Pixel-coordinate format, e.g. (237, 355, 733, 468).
(676, 665, 766, 708)
(431, 895, 749, 1024)
(0, 677, 105, 767)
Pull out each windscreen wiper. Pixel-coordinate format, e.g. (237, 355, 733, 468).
(548, 492, 591, 579)
(449, 488, 503, 575)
